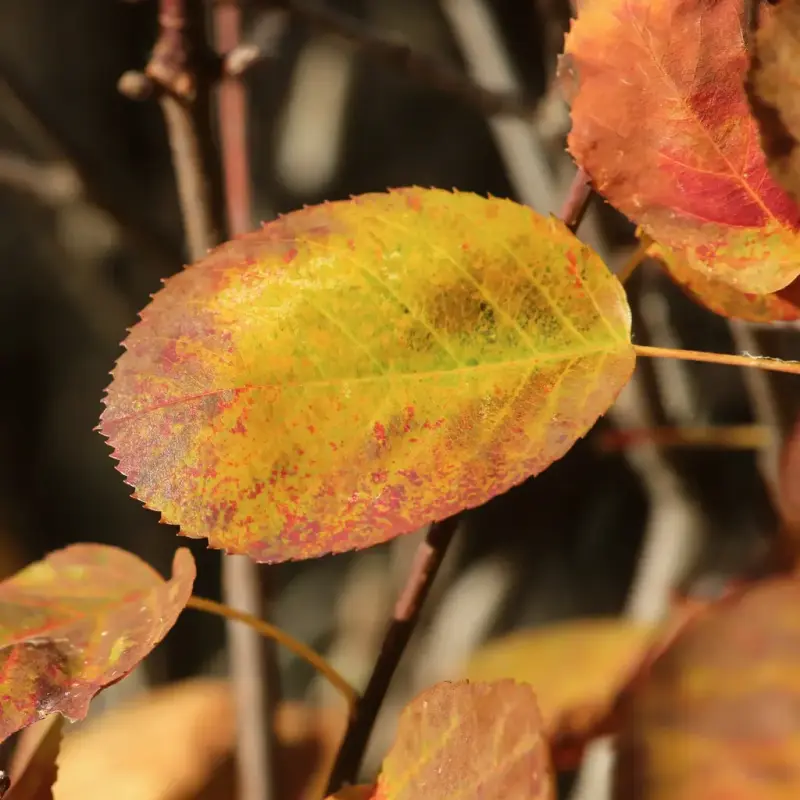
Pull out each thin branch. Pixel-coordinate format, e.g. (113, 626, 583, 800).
(145, 0, 224, 260)
(213, 2, 276, 797)
(325, 517, 460, 793)
(559, 167, 594, 232)
(634, 344, 800, 376)
(186, 596, 357, 711)
(597, 424, 770, 451)
(227, 0, 538, 120)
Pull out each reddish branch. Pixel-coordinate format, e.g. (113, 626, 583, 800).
(559, 167, 594, 232)
(325, 516, 461, 793)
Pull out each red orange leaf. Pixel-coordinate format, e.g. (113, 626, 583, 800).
(100, 188, 634, 563)
(653, 246, 800, 322)
(561, 0, 800, 294)
(375, 680, 554, 800)
(749, 0, 800, 205)
(0, 546, 194, 743)
(614, 578, 800, 799)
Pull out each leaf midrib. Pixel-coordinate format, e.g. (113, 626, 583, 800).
(105, 341, 631, 428)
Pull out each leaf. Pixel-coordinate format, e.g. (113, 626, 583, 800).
(463, 619, 656, 737)
(613, 578, 800, 799)
(749, 0, 800, 205)
(0, 545, 195, 743)
(52, 679, 347, 800)
(561, 0, 800, 295)
(4, 715, 63, 800)
(653, 246, 800, 322)
(100, 188, 634, 563)
(374, 680, 554, 800)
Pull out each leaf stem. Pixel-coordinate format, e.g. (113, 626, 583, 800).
(325, 516, 460, 793)
(633, 345, 800, 376)
(186, 595, 357, 712)
(616, 234, 653, 284)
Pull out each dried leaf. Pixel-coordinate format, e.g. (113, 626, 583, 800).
(653, 246, 800, 322)
(375, 680, 554, 800)
(463, 619, 655, 737)
(4, 715, 63, 800)
(0, 546, 195, 743)
(101, 188, 634, 563)
(614, 578, 800, 799)
(749, 0, 800, 204)
(52, 679, 346, 800)
(561, 0, 800, 294)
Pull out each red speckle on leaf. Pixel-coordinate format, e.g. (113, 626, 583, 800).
(373, 422, 387, 447)
(283, 247, 298, 264)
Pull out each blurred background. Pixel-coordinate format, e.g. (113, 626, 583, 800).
(0, 0, 791, 795)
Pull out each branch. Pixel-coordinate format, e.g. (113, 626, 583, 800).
(559, 167, 594, 232)
(213, 3, 278, 797)
(224, 0, 539, 121)
(325, 517, 460, 793)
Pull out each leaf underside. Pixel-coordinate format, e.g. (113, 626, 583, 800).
(100, 188, 634, 563)
(375, 680, 554, 800)
(0, 546, 195, 743)
(562, 0, 800, 295)
(653, 246, 800, 322)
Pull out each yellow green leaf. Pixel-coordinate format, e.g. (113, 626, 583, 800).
(100, 188, 634, 563)
(464, 619, 655, 734)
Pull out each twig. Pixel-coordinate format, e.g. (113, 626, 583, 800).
(186, 596, 357, 711)
(744, 0, 761, 53)
(144, 0, 224, 260)
(133, 5, 276, 800)
(215, 4, 276, 797)
(325, 516, 460, 793)
(225, 0, 538, 121)
(559, 167, 594, 232)
(616, 233, 654, 284)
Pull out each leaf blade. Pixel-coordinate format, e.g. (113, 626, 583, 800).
(0, 546, 195, 742)
(101, 188, 634, 563)
(562, 0, 800, 294)
(376, 680, 554, 800)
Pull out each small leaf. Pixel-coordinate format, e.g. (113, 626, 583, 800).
(614, 578, 800, 798)
(654, 246, 800, 322)
(375, 680, 554, 800)
(749, 0, 800, 204)
(101, 188, 634, 563)
(561, 0, 800, 294)
(464, 620, 655, 743)
(4, 715, 63, 800)
(0, 546, 195, 743)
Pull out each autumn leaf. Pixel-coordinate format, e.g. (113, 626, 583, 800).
(614, 578, 800, 799)
(100, 188, 634, 563)
(749, 0, 800, 205)
(0, 545, 195, 743)
(374, 680, 554, 800)
(52, 680, 346, 800)
(561, 0, 800, 294)
(464, 619, 655, 732)
(653, 246, 800, 322)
